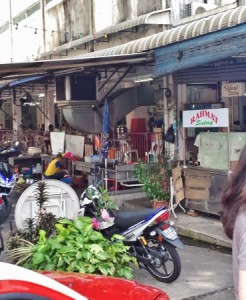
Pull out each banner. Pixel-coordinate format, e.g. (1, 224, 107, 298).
(183, 108, 229, 128)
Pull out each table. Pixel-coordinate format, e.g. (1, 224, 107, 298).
(8, 155, 43, 179)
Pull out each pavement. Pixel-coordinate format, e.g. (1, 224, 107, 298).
(171, 210, 231, 250)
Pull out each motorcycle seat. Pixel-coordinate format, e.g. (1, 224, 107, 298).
(111, 208, 155, 229)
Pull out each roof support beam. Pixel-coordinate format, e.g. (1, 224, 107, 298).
(98, 66, 133, 107)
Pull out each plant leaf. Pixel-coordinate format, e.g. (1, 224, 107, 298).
(96, 251, 108, 260)
(32, 252, 45, 265)
(89, 244, 103, 254)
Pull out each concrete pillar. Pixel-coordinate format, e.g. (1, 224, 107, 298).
(239, 0, 246, 6)
(44, 90, 55, 129)
(177, 83, 187, 162)
(36, 95, 44, 129)
(12, 96, 22, 131)
(65, 76, 71, 100)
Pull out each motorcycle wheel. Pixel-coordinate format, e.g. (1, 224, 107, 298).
(144, 238, 181, 283)
(0, 204, 6, 225)
(0, 229, 3, 253)
(0, 197, 12, 224)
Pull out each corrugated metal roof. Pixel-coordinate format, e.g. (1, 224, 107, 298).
(39, 9, 171, 59)
(0, 52, 152, 82)
(75, 6, 246, 58)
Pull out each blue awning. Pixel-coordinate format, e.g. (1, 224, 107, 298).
(8, 75, 46, 87)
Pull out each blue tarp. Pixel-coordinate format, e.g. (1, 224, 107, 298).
(8, 75, 46, 87)
(103, 98, 109, 134)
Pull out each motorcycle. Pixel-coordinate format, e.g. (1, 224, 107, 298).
(0, 141, 21, 162)
(0, 161, 16, 254)
(79, 181, 184, 283)
(0, 162, 16, 225)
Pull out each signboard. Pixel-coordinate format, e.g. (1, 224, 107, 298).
(65, 135, 85, 157)
(221, 82, 245, 97)
(51, 132, 65, 155)
(183, 108, 229, 128)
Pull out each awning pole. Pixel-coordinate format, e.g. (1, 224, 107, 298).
(183, 127, 186, 168)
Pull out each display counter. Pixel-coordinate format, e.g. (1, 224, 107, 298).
(183, 166, 231, 216)
(182, 132, 246, 215)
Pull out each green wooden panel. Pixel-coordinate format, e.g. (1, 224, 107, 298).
(199, 132, 246, 170)
(200, 133, 229, 170)
(229, 133, 246, 161)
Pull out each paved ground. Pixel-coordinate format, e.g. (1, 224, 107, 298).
(119, 196, 234, 299)
(132, 242, 233, 300)
(0, 187, 235, 300)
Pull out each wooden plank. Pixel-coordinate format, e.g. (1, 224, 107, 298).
(185, 176, 211, 188)
(172, 166, 182, 177)
(183, 168, 210, 177)
(174, 180, 183, 191)
(175, 190, 185, 203)
(185, 188, 210, 200)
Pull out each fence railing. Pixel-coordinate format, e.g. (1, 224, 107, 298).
(108, 132, 164, 163)
(0, 130, 165, 162)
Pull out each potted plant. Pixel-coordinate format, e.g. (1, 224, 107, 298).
(133, 155, 172, 209)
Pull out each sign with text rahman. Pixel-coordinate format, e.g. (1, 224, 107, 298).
(183, 108, 229, 128)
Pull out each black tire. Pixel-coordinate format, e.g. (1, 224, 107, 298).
(0, 229, 3, 253)
(0, 197, 12, 225)
(144, 239, 181, 283)
(0, 204, 6, 225)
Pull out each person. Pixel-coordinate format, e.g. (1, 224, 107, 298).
(194, 132, 201, 163)
(43, 124, 54, 153)
(221, 144, 246, 300)
(193, 128, 209, 163)
(44, 153, 73, 184)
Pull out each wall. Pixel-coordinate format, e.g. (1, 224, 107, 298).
(0, 0, 169, 61)
(126, 106, 149, 132)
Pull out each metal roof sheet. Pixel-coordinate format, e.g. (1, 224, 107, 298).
(39, 9, 171, 58)
(76, 6, 246, 57)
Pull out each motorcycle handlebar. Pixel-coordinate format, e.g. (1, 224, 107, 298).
(95, 178, 104, 189)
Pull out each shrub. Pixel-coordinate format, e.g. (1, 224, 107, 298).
(8, 217, 135, 279)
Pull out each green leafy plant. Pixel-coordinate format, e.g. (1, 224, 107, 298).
(85, 185, 119, 220)
(133, 153, 172, 202)
(7, 181, 134, 279)
(8, 217, 135, 279)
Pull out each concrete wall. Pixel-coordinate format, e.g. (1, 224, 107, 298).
(44, 0, 166, 54)
(0, 0, 234, 61)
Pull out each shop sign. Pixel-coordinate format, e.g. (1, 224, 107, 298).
(221, 82, 245, 97)
(183, 108, 229, 128)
